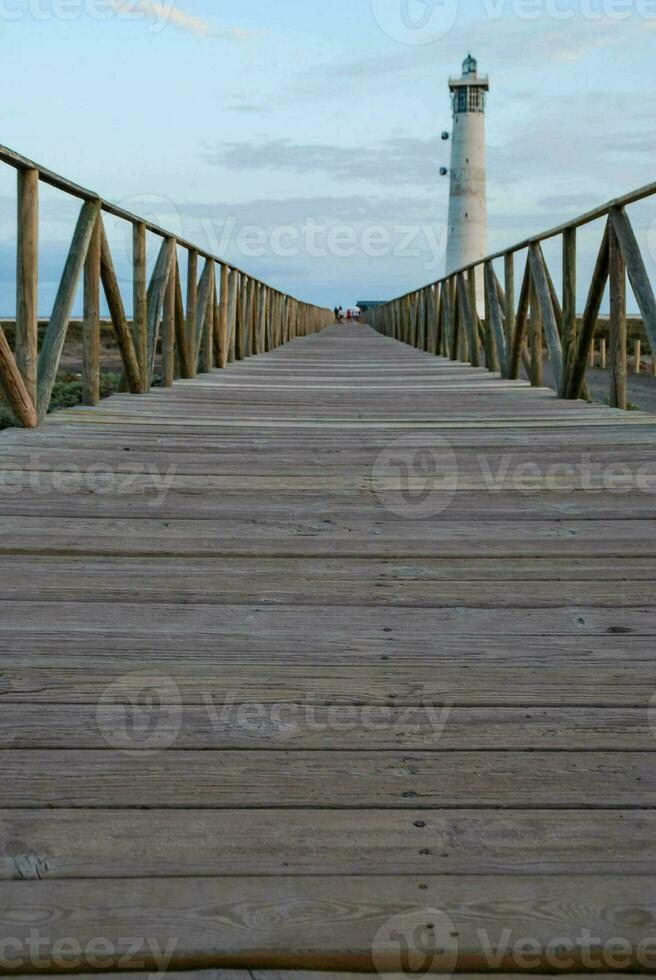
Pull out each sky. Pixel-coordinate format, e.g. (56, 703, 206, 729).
(1, 0, 655, 311)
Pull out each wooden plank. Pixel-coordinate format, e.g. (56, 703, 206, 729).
(1, 750, 654, 807)
(1, 705, 653, 750)
(0, 559, 655, 607)
(0, 660, 653, 706)
(1, 809, 654, 878)
(0, 876, 654, 972)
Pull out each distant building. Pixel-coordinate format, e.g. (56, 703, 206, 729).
(444, 54, 489, 309)
(357, 301, 384, 312)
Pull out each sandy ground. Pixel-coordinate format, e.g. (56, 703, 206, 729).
(537, 363, 656, 415)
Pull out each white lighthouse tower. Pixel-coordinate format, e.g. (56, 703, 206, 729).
(444, 54, 489, 306)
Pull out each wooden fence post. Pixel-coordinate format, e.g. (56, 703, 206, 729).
(217, 264, 229, 368)
(16, 167, 39, 407)
(186, 249, 198, 376)
(562, 228, 577, 377)
(161, 239, 176, 387)
(82, 215, 101, 405)
(37, 199, 101, 419)
(133, 221, 148, 391)
(609, 216, 627, 410)
(0, 327, 38, 428)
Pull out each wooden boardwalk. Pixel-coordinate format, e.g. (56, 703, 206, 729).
(1, 322, 656, 974)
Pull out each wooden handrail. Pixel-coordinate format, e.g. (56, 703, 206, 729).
(0, 144, 333, 428)
(370, 182, 656, 409)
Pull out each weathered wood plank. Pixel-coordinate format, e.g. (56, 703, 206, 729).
(1, 809, 654, 878)
(0, 877, 654, 972)
(1, 750, 654, 807)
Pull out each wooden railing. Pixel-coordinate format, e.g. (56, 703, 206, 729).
(369, 181, 656, 410)
(0, 145, 332, 428)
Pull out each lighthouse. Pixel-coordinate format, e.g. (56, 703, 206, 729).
(444, 54, 489, 308)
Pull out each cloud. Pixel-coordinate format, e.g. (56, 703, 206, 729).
(282, 8, 656, 105)
(224, 101, 270, 114)
(174, 193, 445, 227)
(107, 0, 254, 39)
(202, 136, 440, 186)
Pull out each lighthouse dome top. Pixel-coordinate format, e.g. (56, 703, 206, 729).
(463, 53, 477, 77)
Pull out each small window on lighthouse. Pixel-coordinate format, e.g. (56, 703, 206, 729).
(468, 88, 484, 112)
(455, 89, 468, 113)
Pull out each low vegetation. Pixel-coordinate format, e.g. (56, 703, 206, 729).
(0, 371, 124, 431)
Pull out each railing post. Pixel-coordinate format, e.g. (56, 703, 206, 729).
(217, 264, 229, 368)
(484, 268, 498, 373)
(16, 167, 39, 407)
(504, 253, 515, 357)
(228, 270, 238, 361)
(186, 249, 198, 376)
(529, 270, 542, 387)
(609, 216, 627, 410)
(562, 228, 576, 377)
(133, 221, 148, 391)
(161, 239, 176, 387)
(82, 215, 101, 405)
(37, 199, 101, 419)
